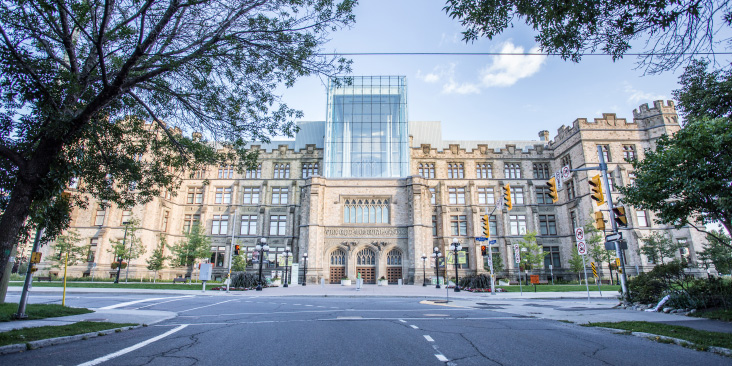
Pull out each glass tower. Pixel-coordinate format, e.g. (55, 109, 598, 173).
(324, 76, 409, 178)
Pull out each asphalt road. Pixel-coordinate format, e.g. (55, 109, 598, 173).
(2, 293, 730, 365)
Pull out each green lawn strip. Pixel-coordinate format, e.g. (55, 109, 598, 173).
(0, 303, 93, 322)
(0, 321, 137, 347)
(10, 282, 223, 290)
(584, 321, 732, 350)
(491, 285, 621, 292)
(689, 309, 732, 323)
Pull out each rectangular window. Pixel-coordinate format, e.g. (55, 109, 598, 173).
(87, 238, 98, 262)
(121, 210, 132, 225)
(539, 215, 557, 236)
(536, 187, 552, 205)
(183, 214, 200, 233)
(210, 246, 226, 267)
(447, 163, 464, 179)
(432, 215, 438, 237)
(218, 165, 234, 179)
(623, 145, 636, 161)
(240, 215, 258, 235)
(606, 172, 616, 191)
(211, 215, 229, 235)
(269, 215, 287, 236)
(272, 187, 289, 205)
(637, 210, 649, 227)
(561, 155, 572, 170)
(543, 246, 561, 269)
(678, 239, 690, 262)
(419, 163, 435, 179)
(450, 215, 468, 236)
(274, 163, 290, 179)
(504, 163, 521, 179)
(190, 169, 206, 179)
(628, 172, 636, 186)
(301, 163, 319, 178)
(566, 179, 576, 200)
(512, 187, 524, 205)
(242, 187, 260, 204)
(570, 211, 578, 230)
(161, 211, 169, 232)
(430, 187, 436, 205)
(477, 187, 495, 205)
(94, 205, 106, 226)
(186, 187, 204, 204)
(214, 187, 232, 204)
(448, 187, 466, 204)
(476, 163, 492, 179)
(489, 215, 498, 237)
(245, 164, 262, 179)
(509, 215, 527, 235)
(599, 145, 611, 162)
(533, 163, 550, 179)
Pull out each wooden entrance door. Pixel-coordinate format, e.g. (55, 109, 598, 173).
(386, 249, 403, 284)
(330, 267, 345, 283)
(329, 249, 346, 284)
(357, 267, 375, 284)
(386, 267, 402, 284)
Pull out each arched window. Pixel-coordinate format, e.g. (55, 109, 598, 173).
(330, 249, 346, 266)
(387, 249, 402, 266)
(357, 248, 376, 265)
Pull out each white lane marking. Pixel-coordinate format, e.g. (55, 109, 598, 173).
(100, 296, 191, 310)
(435, 354, 448, 362)
(135, 297, 191, 309)
(178, 299, 238, 313)
(424, 335, 434, 342)
(305, 305, 313, 307)
(399, 319, 407, 323)
(410, 325, 419, 329)
(317, 306, 325, 308)
(77, 324, 189, 366)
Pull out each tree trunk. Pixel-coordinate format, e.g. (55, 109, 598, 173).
(0, 180, 37, 303)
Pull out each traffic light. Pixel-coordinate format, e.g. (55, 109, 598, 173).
(481, 245, 487, 256)
(594, 211, 606, 231)
(546, 177, 559, 203)
(589, 174, 605, 205)
(615, 258, 623, 274)
(481, 214, 491, 237)
(234, 245, 240, 255)
(502, 184, 512, 211)
(612, 206, 628, 227)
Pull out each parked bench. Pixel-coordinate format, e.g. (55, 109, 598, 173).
(173, 277, 187, 284)
(36, 276, 52, 282)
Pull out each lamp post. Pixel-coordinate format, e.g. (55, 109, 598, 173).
(450, 238, 462, 292)
(421, 254, 427, 286)
(113, 221, 130, 284)
(431, 247, 442, 289)
(301, 252, 308, 286)
(283, 249, 291, 288)
(255, 238, 269, 291)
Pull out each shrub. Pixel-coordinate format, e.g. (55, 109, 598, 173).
(667, 277, 732, 309)
(230, 272, 263, 288)
(458, 274, 492, 289)
(627, 272, 666, 304)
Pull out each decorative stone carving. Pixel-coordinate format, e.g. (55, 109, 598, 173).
(324, 227, 407, 238)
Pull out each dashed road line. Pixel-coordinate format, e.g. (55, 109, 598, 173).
(410, 325, 419, 329)
(398, 319, 407, 323)
(435, 354, 449, 362)
(424, 335, 434, 342)
(99, 296, 191, 310)
(178, 299, 239, 313)
(77, 324, 189, 366)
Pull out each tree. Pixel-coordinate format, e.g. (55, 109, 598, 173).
(516, 231, 547, 272)
(169, 224, 211, 281)
(0, 0, 356, 301)
(146, 236, 169, 283)
(585, 221, 614, 284)
(637, 231, 684, 265)
(50, 230, 87, 270)
(107, 219, 145, 273)
(443, 0, 731, 73)
(697, 231, 732, 274)
(568, 250, 586, 284)
(231, 253, 248, 272)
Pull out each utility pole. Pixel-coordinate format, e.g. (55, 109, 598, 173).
(16, 228, 43, 319)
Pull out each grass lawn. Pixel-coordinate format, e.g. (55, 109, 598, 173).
(10, 282, 223, 290)
(0, 303, 93, 322)
(690, 308, 732, 322)
(584, 321, 732, 350)
(0, 321, 137, 347)
(492, 284, 621, 293)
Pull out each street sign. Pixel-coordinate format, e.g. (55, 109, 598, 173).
(446, 252, 455, 265)
(488, 239, 497, 245)
(458, 251, 467, 264)
(30, 252, 42, 264)
(513, 244, 521, 264)
(561, 165, 571, 180)
(530, 275, 540, 284)
(475, 237, 487, 241)
(577, 240, 587, 255)
(575, 227, 585, 242)
(554, 171, 563, 190)
(606, 233, 622, 242)
(591, 262, 598, 278)
(605, 240, 628, 250)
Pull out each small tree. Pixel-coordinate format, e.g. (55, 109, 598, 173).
(50, 230, 87, 270)
(231, 253, 248, 272)
(517, 232, 548, 272)
(585, 221, 614, 284)
(107, 219, 146, 271)
(638, 232, 683, 265)
(568, 250, 586, 284)
(146, 236, 169, 283)
(169, 224, 211, 281)
(697, 231, 732, 275)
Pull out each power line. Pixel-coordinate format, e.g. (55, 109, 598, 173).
(316, 52, 732, 56)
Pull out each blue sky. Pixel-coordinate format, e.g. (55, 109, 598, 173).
(281, 0, 690, 142)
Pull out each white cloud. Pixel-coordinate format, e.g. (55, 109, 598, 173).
(479, 42, 546, 87)
(623, 82, 667, 104)
(416, 69, 442, 83)
(442, 79, 481, 94)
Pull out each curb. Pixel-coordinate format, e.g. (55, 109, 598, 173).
(0, 324, 144, 356)
(594, 327, 732, 358)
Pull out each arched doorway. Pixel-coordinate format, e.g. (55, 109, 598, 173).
(356, 248, 376, 284)
(386, 249, 402, 284)
(329, 249, 346, 284)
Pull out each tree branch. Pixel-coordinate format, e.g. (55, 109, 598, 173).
(128, 91, 188, 161)
(0, 144, 27, 172)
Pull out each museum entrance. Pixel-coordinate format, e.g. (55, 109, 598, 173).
(356, 248, 376, 284)
(386, 249, 402, 284)
(329, 249, 346, 284)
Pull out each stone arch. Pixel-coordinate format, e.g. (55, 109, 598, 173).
(355, 246, 377, 284)
(328, 247, 347, 284)
(385, 248, 403, 284)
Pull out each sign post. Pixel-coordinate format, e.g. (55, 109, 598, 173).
(591, 262, 602, 295)
(514, 244, 522, 296)
(488, 239, 496, 296)
(576, 227, 591, 303)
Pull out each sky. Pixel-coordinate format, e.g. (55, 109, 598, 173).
(279, 0, 705, 142)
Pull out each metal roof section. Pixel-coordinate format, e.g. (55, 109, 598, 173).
(409, 121, 545, 153)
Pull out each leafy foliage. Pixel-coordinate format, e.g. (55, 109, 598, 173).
(107, 219, 145, 264)
(168, 224, 211, 277)
(231, 254, 248, 272)
(697, 231, 732, 274)
(146, 236, 169, 273)
(230, 272, 263, 288)
(458, 274, 492, 289)
(516, 231, 547, 271)
(49, 230, 87, 269)
(637, 231, 683, 265)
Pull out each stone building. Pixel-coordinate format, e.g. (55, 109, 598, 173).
(38, 76, 706, 284)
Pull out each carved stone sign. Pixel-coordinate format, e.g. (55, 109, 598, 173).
(325, 227, 408, 238)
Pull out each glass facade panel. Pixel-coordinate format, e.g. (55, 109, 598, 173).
(325, 76, 409, 178)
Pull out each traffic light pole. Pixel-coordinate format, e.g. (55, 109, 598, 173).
(227, 207, 239, 293)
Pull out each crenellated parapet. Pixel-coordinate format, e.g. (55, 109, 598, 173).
(633, 100, 679, 129)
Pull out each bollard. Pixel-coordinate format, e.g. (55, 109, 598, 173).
(321, 278, 325, 287)
(398, 279, 402, 287)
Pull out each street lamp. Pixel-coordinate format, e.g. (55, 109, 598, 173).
(431, 247, 442, 289)
(255, 238, 269, 291)
(301, 252, 308, 286)
(113, 221, 130, 284)
(450, 238, 462, 292)
(283, 248, 291, 288)
(421, 254, 427, 286)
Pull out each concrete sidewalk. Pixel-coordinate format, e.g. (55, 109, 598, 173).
(0, 308, 176, 333)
